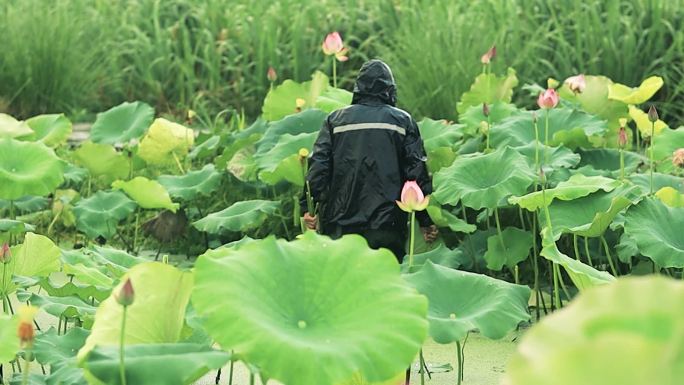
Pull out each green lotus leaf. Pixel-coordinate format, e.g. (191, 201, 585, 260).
(226, 147, 259, 181)
(458, 228, 496, 271)
(51, 189, 79, 228)
(0, 113, 33, 138)
(90, 245, 146, 278)
(490, 108, 607, 149)
(617, 232, 639, 263)
(459, 102, 518, 135)
(112, 176, 179, 212)
(629, 172, 683, 196)
(628, 104, 668, 137)
(315, 86, 353, 113)
(608, 76, 664, 104)
(63, 162, 90, 185)
(513, 142, 580, 171)
(0, 314, 19, 364)
(84, 343, 230, 385)
(62, 263, 114, 288)
(138, 118, 195, 167)
(90, 101, 155, 144)
(405, 261, 530, 343)
(0, 219, 35, 235)
(0, 138, 65, 200)
(1, 232, 61, 295)
(649, 127, 684, 174)
(426, 205, 476, 233)
(188, 134, 220, 160)
(624, 197, 684, 268)
(510, 174, 620, 211)
(401, 243, 466, 273)
(541, 185, 641, 239)
(559, 76, 629, 132)
(215, 119, 268, 169)
(457, 68, 519, 114)
(255, 132, 317, 186)
(33, 327, 89, 385)
(262, 71, 329, 121)
(78, 262, 193, 361)
(419, 118, 465, 150)
(72, 141, 129, 183)
(577, 148, 646, 176)
(256, 109, 327, 153)
(38, 276, 110, 302)
(484, 227, 533, 271)
(433, 146, 536, 209)
(192, 232, 428, 385)
(72, 190, 137, 239)
(28, 292, 96, 321)
(158, 165, 221, 202)
(193, 200, 279, 234)
(655, 186, 684, 207)
(539, 227, 616, 290)
(503, 276, 684, 385)
(23, 113, 73, 147)
(0, 195, 49, 214)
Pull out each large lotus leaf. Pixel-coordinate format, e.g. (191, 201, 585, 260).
(256, 109, 327, 154)
(138, 118, 195, 166)
(24, 113, 73, 147)
(577, 148, 646, 175)
(628, 105, 667, 137)
(503, 276, 684, 385)
(655, 187, 684, 207)
(72, 142, 128, 183)
(0, 196, 49, 214)
(0, 219, 34, 235)
(459, 102, 518, 135)
(84, 343, 230, 385)
(649, 127, 684, 174)
(192, 232, 428, 385)
(616, 232, 640, 263)
(1, 232, 61, 295)
(426, 205, 476, 234)
(433, 147, 535, 209)
(63, 263, 114, 288)
(405, 261, 529, 343)
(112, 176, 178, 212)
(0, 315, 19, 364)
(458, 228, 497, 271)
(0, 138, 65, 200)
(89, 246, 145, 278)
(188, 135, 220, 160)
(608, 76, 664, 104)
(193, 200, 279, 234)
(401, 243, 465, 273)
(90, 101, 155, 144)
(457, 68, 518, 114)
(509, 174, 620, 211)
(262, 71, 330, 121)
(418, 118, 465, 150)
(72, 190, 137, 239)
(491, 108, 607, 149)
(38, 276, 110, 302)
(33, 327, 89, 385)
(559, 76, 629, 132)
(513, 142, 580, 171)
(541, 185, 641, 239)
(255, 132, 317, 186)
(624, 197, 684, 268)
(484, 227, 532, 271)
(226, 147, 259, 181)
(540, 227, 616, 290)
(315, 86, 353, 113)
(28, 293, 96, 321)
(0, 113, 33, 138)
(215, 119, 269, 169)
(157, 164, 222, 202)
(629, 172, 684, 197)
(77, 262, 193, 361)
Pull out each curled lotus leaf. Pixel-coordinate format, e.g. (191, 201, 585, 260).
(157, 164, 222, 202)
(483, 227, 533, 271)
(1, 232, 61, 295)
(509, 174, 620, 212)
(457, 68, 519, 114)
(193, 200, 279, 234)
(0, 113, 33, 138)
(655, 187, 684, 207)
(254, 132, 317, 186)
(628, 105, 667, 137)
(112, 176, 179, 212)
(503, 276, 684, 385)
(577, 148, 646, 176)
(25, 113, 73, 147)
(459, 102, 518, 135)
(90, 101, 155, 144)
(608, 76, 664, 104)
(559, 75, 628, 133)
(262, 71, 329, 121)
(433, 146, 535, 209)
(624, 197, 684, 268)
(192, 232, 428, 385)
(0, 138, 65, 200)
(405, 261, 530, 343)
(72, 190, 137, 239)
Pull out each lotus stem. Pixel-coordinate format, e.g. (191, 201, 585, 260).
(419, 349, 426, 385)
(573, 234, 580, 261)
(544, 109, 550, 165)
(494, 207, 507, 260)
(556, 265, 571, 302)
(249, 372, 255, 385)
(583, 236, 593, 267)
(2, 264, 8, 314)
(228, 358, 234, 385)
(533, 118, 540, 175)
(332, 57, 337, 88)
(119, 306, 128, 385)
(541, 185, 560, 310)
(650, 121, 655, 194)
(619, 148, 625, 181)
(172, 152, 185, 175)
(21, 351, 31, 385)
(461, 205, 477, 267)
(408, 212, 416, 269)
(531, 214, 541, 319)
(456, 342, 463, 385)
(518, 207, 526, 231)
(600, 235, 619, 276)
(133, 209, 140, 253)
(552, 262, 561, 309)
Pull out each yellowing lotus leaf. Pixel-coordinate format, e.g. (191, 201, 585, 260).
(628, 105, 667, 137)
(608, 76, 663, 104)
(138, 118, 194, 166)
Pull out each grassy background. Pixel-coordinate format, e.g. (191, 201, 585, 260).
(1, 0, 683, 124)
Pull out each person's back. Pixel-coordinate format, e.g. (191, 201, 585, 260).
(302, 59, 436, 261)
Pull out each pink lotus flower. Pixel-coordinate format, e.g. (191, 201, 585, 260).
(115, 278, 135, 307)
(564, 74, 586, 93)
(618, 126, 628, 148)
(0, 243, 10, 264)
(537, 89, 559, 109)
(322, 32, 349, 62)
(267, 66, 277, 82)
(673, 148, 684, 168)
(396, 181, 429, 213)
(481, 45, 496, 64)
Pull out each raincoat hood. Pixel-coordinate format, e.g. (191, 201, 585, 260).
(351, 60, 397, 106)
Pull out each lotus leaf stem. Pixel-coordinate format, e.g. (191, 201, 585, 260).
(650, 121, 655, 194)
(461, 205, 477, 267)
(172, 152, 185, 174)
(583, 236, 593, 267)
(600, 235, 619, 276)
(573, 234, 580, 261)
(408, 211, 416, 269)
(556, 265, 571, 301)
(228, 359, 234, 385)
(531, 214, 541, 319)
(21, 351, 31, 385)
(419, 349, 426, 385)
(119, 306, 128, 385)
(619, 148, 625, 181)
(332, 57, 337, 88)
(544, 109, 550, 165)
(1, 264, 7, 314)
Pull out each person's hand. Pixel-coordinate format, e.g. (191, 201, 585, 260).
(303, 212, 318, 230)
(421, 225, 438, 243)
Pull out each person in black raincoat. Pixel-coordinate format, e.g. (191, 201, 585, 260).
(301, 59, 437, 262)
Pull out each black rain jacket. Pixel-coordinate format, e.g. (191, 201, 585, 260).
(302, 60, 432, 234)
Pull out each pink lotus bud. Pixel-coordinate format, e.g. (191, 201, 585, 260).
(396, 181, 430, 213)
(115, 278, 135, 307)
(673, 148, 684, 168)
(267, 66, 277, 83)
(480, 45, 496, 64)
(648, 105, 659, 123)
(564, 74, 586, 93)
(537, 89, 559, 110)
(0, 243, 10, 264)
(482, 103, 490, 117)
(322, 32, 349, 62)
(618, 127, 628, 149)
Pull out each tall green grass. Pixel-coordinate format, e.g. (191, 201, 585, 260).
(1, 0, 683, 125)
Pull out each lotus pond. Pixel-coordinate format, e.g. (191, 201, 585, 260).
(1, 37, 684, 385)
